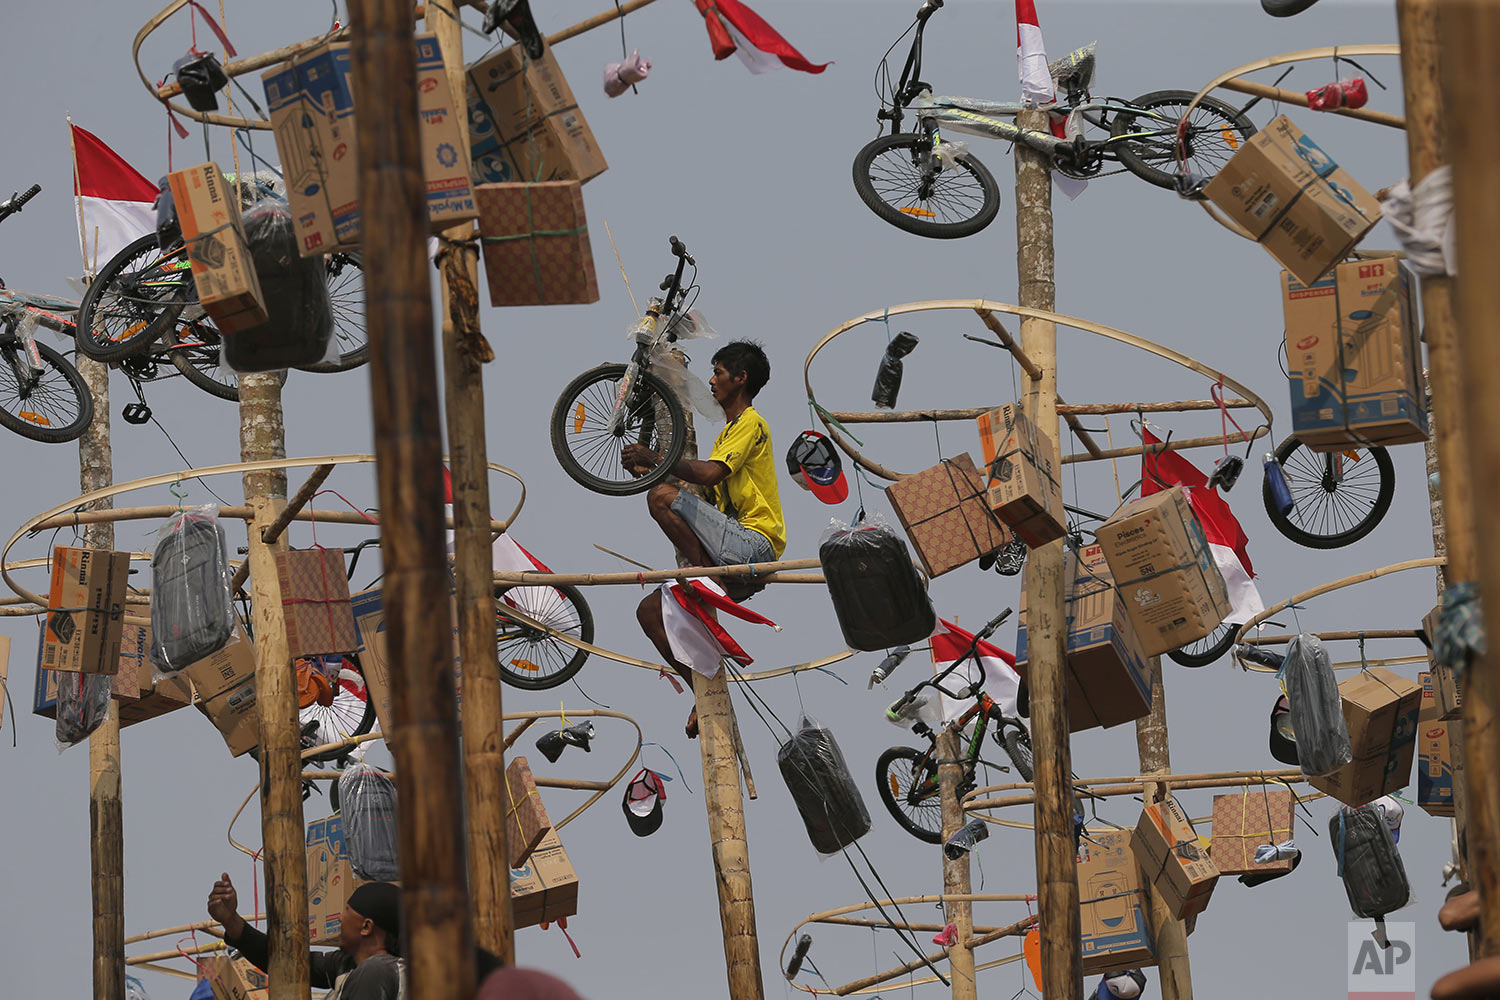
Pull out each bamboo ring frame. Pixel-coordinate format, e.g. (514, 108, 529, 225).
(133, 0, 277, 130)
(802, 300, 1274, 482)
(1230, 556, 1444, 671)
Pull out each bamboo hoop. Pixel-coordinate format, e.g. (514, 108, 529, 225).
(803, 300, 1274, 481)
(1231, 556, 1445, 671)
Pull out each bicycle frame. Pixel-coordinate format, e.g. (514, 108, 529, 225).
(608, 245, 693, 440)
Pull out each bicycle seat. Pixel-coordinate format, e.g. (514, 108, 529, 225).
(21, 293, 80, 314)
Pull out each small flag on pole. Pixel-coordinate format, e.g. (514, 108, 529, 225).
(1015, 0, 1055, 105)
(70, 124, 158, 275)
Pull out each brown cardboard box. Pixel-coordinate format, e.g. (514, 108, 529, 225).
(1283, 257, 1425, 451)
(167, 163, 267, 334)
(475, 181, 599, 307)
(262, 35, 477, 256)
(307, 814, 353, 945)
(1132, 797, 1218, 921)
(1095, 487, 1230, 657)
(1077, 829, 1155, 974)
(466, 44, 608, 186)
(189, 627, 259, 756)
(505, 756, 554, 869)
(1015, 545, 1152, 732)
(1308, 666, 1421, 806)
(202, 955, 268, 1000)
(975, 403, 1065, 547)
(1204, 115, 1382, 285)
(351, 587, 460, 733)
(43, 546, 129, 674)
(510, 826, 580, 929)
(1418, 671, 1461, 817)
(275, 548, 359, 657)
(1424, 603, 1463, 721)
(1209, 787, 1296, 877)
(112, 624, 192, 726)
(884, 454, 1011, 577)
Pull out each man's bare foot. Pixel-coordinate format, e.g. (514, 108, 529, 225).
(686, 707, 699, 739)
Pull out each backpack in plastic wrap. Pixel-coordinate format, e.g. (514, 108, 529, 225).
(1279, 633, 1351, 778)
(777, 716, 871, 855)
(819, 516, 936, 651)
(339, 762, 400, 881)
(224, 193, 333, 372)
(1330, 803, 1410, 937)
(55, 669, 112, 750)
(150, 506, 234, 674)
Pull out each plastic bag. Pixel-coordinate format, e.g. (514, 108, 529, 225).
(338, 762, 400, 881)
(777, 715, 871, 855)
(1280, 633, 1352, 777)
(55, 670, 111, 750)
(871, 331, 919, 409)
(1331, 803, 1411, 921)
(819, 514, 935, 651)
(652, 347, 719, 420)
(125, 973, 153, 1000)
(149, 505, 234, 674)
(224, 192, 333, 372)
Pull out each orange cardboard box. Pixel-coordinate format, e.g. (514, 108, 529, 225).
(43, 546, 129, 674)
(167, 162, 268, 333)
(1132, 796, 1218, 921)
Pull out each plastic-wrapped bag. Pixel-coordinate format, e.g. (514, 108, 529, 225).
(125, 972, 153, 1000)
(55, 670, 111, 750)
(777, 716, 871, 855)
(1330, 803, 1410, 936)
(819, 514, 935, 651)
(150, 505, 234, 674)
(1280, 633, 1351, 777)
(339, 762, 400, 881)
(224, 192, 333, 372)
(871, 331, 919, 409)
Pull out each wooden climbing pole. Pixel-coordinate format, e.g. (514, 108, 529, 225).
(935, 728, 976, 1000)
(1134, 657, 1192, 999)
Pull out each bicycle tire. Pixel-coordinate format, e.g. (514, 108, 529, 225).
(1111, 91, 1256, 191)
(496, 583, 594, 690)
(76, 234, 190, 363)
(852, 133, 1001, 239)
(0, 339, 94, 443)
(1262, 0, 1322, 15)
(990, 711, 1035, 783)
(297, 252, 369, 374)
(1166, 620, 1237, 668)
(550, 363, 688, 496)
(875, 745, 944, 844)
(298, 654, 376, 757)
(1262, 434, 1395, 549)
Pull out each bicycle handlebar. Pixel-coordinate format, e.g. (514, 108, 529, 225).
(669, 235, 694, 267)
(0, 184, 41, 222)
(889, 607, 1014, 712)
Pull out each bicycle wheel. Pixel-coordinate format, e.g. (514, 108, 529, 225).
(495, 583, 594, 690)
(298, 655, 376, 752)
(298, 252, 368, 374)
(0, 339, 94, 443)
(1111, 91, 1256, 191)
(990, 713, 1034, 782)
(1262, 0, 1321, 14)
(1262, 435, 1395, 549)
(550, 364, 688, 496)
(170, 326, 288, 401)
(76, 234, 191, 362)
(1166, 620, 1237, 668)
(875, 745, 944, 844)
(852, 133, 1001, 239)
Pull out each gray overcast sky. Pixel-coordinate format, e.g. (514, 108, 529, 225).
(0, 1, 1461, 998)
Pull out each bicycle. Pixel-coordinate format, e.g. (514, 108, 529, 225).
(874, 608, 1035, 843)
(852, 0, 1258, 239)
(548, 236, 697, 495)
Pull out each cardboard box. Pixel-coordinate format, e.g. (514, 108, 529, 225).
(1209, 787, 1296, 877)
(1283, 257, 1425, 451)
(510, 825, 579, 929)
(307, 814, 354, 945)
(262, 34, 477, 256)
(1132, 797, 1219, 921)
(167, 162, 268, 333)
(43, 546, 129, 674)
(1308, 666, 1421, 806)
(351, 587, 460, 733)
(202, 954, 268, 1000)
(190, 627, 260, 756)
(975, 403, 1065, 547)
(275, 548, 359, 658)
(475, 181, 599, 307)
(1417, 671, 1461, 817)
(1095, 487, 1230, 657)
(884, 454, 1012, 578)
(1077, 829, 1155, 974)
(466, 44, 607, 186)
(1014, 545, 1152, 732)
(505, 755, 553, 869)
(1423, 603, 1463, 721)
(1204, 115, 1382, 285)
(112, 624, 193, 726)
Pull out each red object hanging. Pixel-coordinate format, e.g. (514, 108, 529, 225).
(1307, 77, 1369, 111)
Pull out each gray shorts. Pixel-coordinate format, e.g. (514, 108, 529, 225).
(670, 489, 775, 567)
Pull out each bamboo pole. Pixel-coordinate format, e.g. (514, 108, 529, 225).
(1437, 0, 1500, 961)
(1015, 106, 1081, 998)
(833, 916, 1037, 997)
(425, 0, 514, 963)
(817, 916, 1007, 934)
(825, 399, 1255, 424)
(1134, 656, 1192, 999)
(349, 2, 476, 996)
(124, 917, 266, 946)
(492, 557, 820, 587)
(1216, 77, 1406, 130)
(1062, 427, 1269, 465)
(935, 729, 976, 1000)
(547, 0, 658, 45)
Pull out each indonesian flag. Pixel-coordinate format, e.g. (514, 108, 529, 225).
(1141, 432, 1264, 625)
(692, 0, 830, 75)
(931, 619, 1021, 723)
(1016, 1, 1054, 105)
(71, 124, 158, 276)
(661, 577, 779, 678)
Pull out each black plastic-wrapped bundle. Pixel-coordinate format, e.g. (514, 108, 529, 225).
(149, 506, 234, 674)
(777, 717, 871, 855)
(55, 670, 112, 749)
(224, 194, 332, 372)
(819, 515, 936, 651)
(1281, 633, 1351, 777)
(1330, 803, 1410, 921)
(871, 331, 919, 409)
(339, 762, 400, 881)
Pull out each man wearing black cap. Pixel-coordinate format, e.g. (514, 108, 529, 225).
(207, 873, 402, 999)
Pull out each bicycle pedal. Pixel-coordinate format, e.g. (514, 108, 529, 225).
(122, 402, 152, 424)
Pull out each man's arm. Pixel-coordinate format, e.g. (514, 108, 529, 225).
(208, 872, 349, 988)
(622, 444, 729, 486)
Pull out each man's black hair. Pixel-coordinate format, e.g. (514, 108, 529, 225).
(712, 340, 770, 398)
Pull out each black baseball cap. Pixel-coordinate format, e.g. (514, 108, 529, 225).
(622, 768, 667, 836)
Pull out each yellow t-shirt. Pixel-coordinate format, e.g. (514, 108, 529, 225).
(708, 406, 786, 559)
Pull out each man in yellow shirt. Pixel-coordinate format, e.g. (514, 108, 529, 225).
(622, 340, 784, 737)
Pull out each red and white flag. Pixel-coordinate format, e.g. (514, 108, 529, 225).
(1141, 432, 1265, 625)
(71, 124, 158, 275)
(661, 577, 779, 678)
(931, 619, 1020, 723)
(1015, 0, 1054, 105)
(692, 0, 829, 75)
